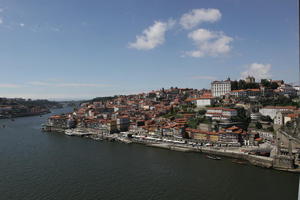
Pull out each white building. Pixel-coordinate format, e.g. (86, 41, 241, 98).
(257, 130, 274, 141)
(196, 99, 213, 107)
(250, 112, 262, 121)
(196, 93, 215, 107)
(205, 107, 237, 120)
(277, 84, 297, 96)
(211, 79, 231, 97)
(284, 113, 299, 124)
(230, 89, 261, 98)
(259, 106, 297, 119)
(274, 112, 284, 125)
(274, 111, 297, 126)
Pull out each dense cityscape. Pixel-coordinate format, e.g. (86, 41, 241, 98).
(0, 1, 298, 199)
(42, 76, 300, 172)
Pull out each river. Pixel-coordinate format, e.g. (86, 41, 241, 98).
(0, 107, 298, 200)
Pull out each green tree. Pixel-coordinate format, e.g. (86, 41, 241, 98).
(261, 79, 270, 88)
(270, 82, 279, 89)
(231, 81, 238, 90)
(198, 109, 206, 115)
(261, 115, 273, 122)
(187, 118, 199, 129)
(238, 80, 246, 89)
(255, 122, 262, 129)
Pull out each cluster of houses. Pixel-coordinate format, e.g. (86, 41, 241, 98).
(0, 98, 51, 118)
(47, 77, 300, 148)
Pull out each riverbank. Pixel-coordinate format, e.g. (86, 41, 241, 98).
(43, 127, 300, 173)
(2, 111, 298, 200)
(130, 138, 274, 169)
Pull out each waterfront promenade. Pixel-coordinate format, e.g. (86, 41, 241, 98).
(0, 108, 298, 200)
(43, 126, 300, 173)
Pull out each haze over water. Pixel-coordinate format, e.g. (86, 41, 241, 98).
(0, 107, 298, 200)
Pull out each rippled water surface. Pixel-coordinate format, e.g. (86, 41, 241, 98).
(0, 107, 298, 200)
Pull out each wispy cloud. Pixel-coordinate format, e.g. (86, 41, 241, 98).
(179, 8, 221, 30)
(28, 81, 112, 88)
(240, 63, 272, 80)
(184, 29, 233, 58)
(129, 19, 175, 50)
(0, 84, 23, 88)
(191, 75, 217, 80)
(0, 93, 95, 100)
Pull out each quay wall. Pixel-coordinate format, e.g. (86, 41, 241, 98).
(247, 155, 273, 168)
(143, 142, 274, 169)
(199, 148, 273, 168)
(44, 128, 295, 172)
(43, 126, 65, 133)
(147, 143, 193, 152)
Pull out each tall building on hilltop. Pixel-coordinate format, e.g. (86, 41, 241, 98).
(211, 78, 231, 97)
(245, 76, 255, 83)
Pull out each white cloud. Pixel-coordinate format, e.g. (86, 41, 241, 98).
(180, 8, 221, 29)
(129, 19, 175, 50)
(241, 63, 272, 80)
(19, 23, 25, 27)
(0, 84, 22, 88)
(28, 81, 112, 88)
(185, 28, 233, 57)
(0, 93, 95, 100)
(191, 75, 217, 80)
(0, 18, 3, 24)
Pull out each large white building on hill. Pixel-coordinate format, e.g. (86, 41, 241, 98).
(211, 79, 231, 97)
(259, 106, 297, 119)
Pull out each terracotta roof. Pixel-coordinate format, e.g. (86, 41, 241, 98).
(286, 113, 299, 118)
(226, 126, 239, 130)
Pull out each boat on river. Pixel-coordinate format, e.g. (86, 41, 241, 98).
(232, 159, 247, 165)
(206, 155, 221, 160)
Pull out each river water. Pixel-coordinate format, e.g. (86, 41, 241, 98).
(0, 107, 298, 200)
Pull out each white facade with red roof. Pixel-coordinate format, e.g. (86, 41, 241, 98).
(205, 107, 237, 120)
(195, 93, 215, 107)
(211, 79, 231, 97)
(259, 106, 297, 119)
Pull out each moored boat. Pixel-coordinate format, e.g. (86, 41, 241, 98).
(232, 159, 247, 165)
(206, 155, 221, 160)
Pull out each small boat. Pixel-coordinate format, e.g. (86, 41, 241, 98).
(206, 155, 221, 160)
(232, 159, 247, 165)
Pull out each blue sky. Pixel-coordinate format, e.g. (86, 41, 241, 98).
(0, 0, 298, 100)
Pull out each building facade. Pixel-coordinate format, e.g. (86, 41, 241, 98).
(211, 79, 231, 97)
(245, 76, 255, 83)
(259, 106, 297, 119)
